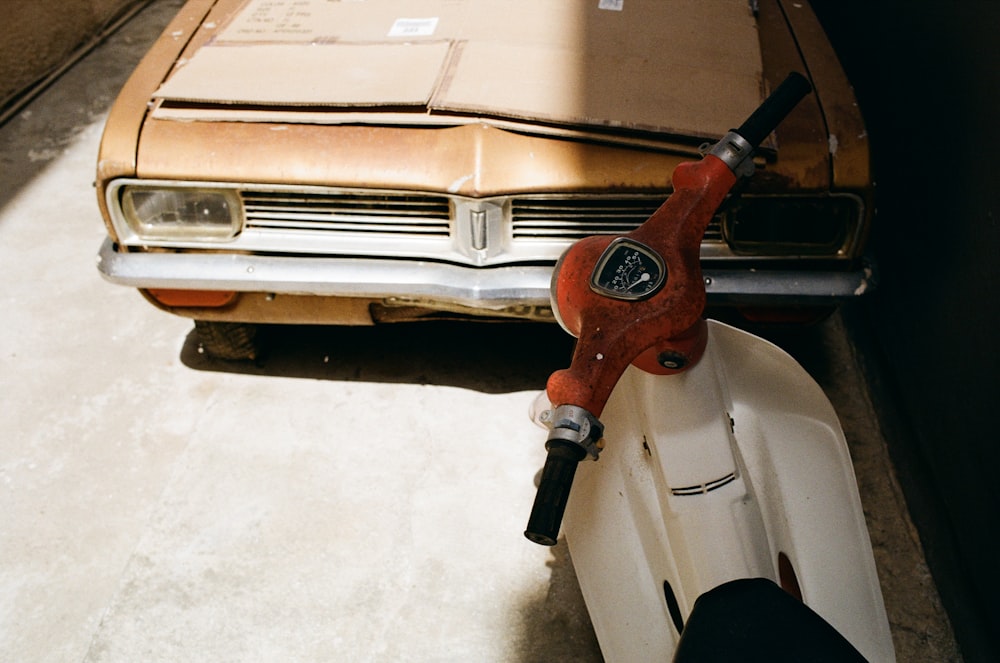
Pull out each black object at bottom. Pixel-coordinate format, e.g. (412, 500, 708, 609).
(524, 441, 587, 546)
(673, 578, 867, 662)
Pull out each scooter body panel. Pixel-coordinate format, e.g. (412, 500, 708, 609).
(557, 320, 894, 662)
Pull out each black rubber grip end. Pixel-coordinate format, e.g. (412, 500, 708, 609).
(736, 72, 813, 148)
(524, 442, 587, 546)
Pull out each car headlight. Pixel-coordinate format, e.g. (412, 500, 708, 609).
(119, 186, 242, 241)
(721, 195, 861, 256)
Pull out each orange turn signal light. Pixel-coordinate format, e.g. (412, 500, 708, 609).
(147, 289, 237, 308)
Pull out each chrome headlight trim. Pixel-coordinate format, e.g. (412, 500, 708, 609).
(108, 181, 243, 243)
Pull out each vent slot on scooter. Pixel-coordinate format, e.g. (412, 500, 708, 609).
(670, 472, 737, 496)
(662, 580, 685, 634)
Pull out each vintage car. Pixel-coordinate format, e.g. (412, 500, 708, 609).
(96, 0, 871, 359)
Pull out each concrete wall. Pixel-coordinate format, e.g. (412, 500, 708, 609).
(1, 0, 142, 114)
(811, 1, 1000, 661)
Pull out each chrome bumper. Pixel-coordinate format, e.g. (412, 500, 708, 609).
(97, 237, 874, 309)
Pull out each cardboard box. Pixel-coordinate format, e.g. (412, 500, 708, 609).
(152, 0, 763, 143)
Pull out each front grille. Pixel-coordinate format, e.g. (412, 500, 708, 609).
(217, 187, 729, 264)
(511, 196, 723, 241)
(241, 190, 451, 237)
(238, 189, 726, 244)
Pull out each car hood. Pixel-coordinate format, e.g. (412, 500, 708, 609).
(149, 0, 765, 148)
(102, 0, 835, 199)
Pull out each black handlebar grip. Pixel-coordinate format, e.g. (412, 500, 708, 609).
(735, 72, 813, 148)
(524, 441, 588, 546)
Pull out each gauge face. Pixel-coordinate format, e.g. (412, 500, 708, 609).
(589, 238, 667, 301)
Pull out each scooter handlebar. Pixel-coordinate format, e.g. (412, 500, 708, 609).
(524, 73, 812, 548)
(524, 441, 588, 546)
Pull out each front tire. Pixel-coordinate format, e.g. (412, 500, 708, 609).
(194, 320, 260, 361)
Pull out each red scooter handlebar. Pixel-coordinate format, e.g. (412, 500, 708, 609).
(525, 73, 813, 546)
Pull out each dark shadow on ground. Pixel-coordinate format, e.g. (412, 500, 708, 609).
(178, 311, 841, 395)
(512, 538, 602, 663)
(180, 320, 577, 395)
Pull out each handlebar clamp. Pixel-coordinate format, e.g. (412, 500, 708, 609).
(541, 404, 606, 461)
(706, 131, 756, 178)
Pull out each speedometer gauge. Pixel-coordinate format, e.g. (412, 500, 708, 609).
(589, 238, 667, 301)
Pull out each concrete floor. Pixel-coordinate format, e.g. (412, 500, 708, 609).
(0, 1, 963, 661)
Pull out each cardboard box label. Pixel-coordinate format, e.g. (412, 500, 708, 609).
(387, 17, 440, 37)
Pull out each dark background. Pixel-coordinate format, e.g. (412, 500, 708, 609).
(810, 1, 1000, 660)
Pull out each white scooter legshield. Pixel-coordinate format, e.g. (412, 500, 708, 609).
(544, 320, 894, 661)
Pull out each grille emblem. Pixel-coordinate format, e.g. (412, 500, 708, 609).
(470, 209, 488, 250)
